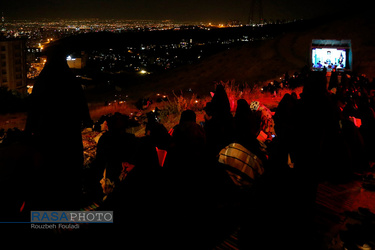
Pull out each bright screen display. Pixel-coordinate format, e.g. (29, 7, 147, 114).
(312, 48, 346, 69)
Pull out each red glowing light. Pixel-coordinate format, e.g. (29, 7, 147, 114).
(20, 201, 25, 212)
(156, 147, 167, 167)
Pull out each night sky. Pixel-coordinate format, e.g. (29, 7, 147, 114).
(1, 0, 359, 22)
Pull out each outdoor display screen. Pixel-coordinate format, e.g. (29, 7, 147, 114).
(312, 48, 347, 70)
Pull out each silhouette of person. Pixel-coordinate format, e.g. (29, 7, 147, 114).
(25, 44, 91, 210)
(178, 109, 196, 124)
(95, 113, 138, 186)
(329, 68, 339, 91)
(234, 99, 260, 140)
(204, 84, 234, 157)
(289, 71, 342, 248)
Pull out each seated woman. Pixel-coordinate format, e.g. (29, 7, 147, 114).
(218, 99, 266, 188)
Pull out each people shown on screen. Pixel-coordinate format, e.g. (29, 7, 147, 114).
(312, 48, 346, 70)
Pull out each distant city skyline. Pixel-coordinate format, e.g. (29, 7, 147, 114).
(0, 0, 358, 23)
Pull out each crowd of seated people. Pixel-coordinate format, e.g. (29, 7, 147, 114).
(85, 70, 375, 248)
(7, 55, 375, 247)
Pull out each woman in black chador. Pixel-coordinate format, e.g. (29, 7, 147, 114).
(25, 45, 91, 210)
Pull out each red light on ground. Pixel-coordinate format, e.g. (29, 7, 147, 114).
(20, 201, 25, 212)
(156, 147, 167, 167)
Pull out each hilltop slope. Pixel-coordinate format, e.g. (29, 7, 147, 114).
(130, 14, 375, 97)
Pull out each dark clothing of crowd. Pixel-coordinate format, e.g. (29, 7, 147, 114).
(25, 46, 91, 211)
(14, 64, 375, 248)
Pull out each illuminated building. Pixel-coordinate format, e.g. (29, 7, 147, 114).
(1, 12, 5, 33)
(26, 47, 42, 62)
(0, 38, 27, 94)
(66, 52, 87, 69)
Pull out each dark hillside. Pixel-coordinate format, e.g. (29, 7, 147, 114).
(46, 10, 375, 98)
(131, 14, 375, 96)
